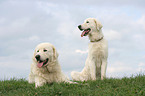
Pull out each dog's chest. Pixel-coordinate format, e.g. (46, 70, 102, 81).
(88, 42, 105, 58)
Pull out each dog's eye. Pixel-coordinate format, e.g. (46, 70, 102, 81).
(37, 50, 39, 52)
(44, 49, 47, 52)
(86, 21, 89, 23)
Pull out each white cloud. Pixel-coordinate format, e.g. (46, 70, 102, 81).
(137, 62, 145, 72)
(107, 61, 136, 78)
(0, 18, 6, 24)
(36, 1, 58, 14)
(132, 34, 145, 49)
(57, 21, 76, 37)
(137, 15, 145, 29)
(0, 17, 30, 39)
(138, 62, 145, 67)
(109, 48, 118, 55)
(29, 36, 40, 41)
(107, 61, 145, 78)
(75, 49, 88, 54)
(107, 66, 133, 73)
(0, 61, 30, 80)
(104, 30, 122, 40)
(142, 55, 145, 59)
(45, 0, 145, 9)
(11, 18, 30, 28)
(133, 34, 145, 41)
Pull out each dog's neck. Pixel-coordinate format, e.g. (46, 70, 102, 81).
(88, 30, 104, 42)
(90, 37, 103, 42)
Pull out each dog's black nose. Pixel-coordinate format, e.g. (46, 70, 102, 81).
(35, 55, 40, 61)
(78, 25, 83, 31)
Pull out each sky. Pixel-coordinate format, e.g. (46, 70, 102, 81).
(0, 0, 145, 80)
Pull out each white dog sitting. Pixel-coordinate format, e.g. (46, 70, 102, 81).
(71, 18, 108, 81)
(28, 43, 70, 87)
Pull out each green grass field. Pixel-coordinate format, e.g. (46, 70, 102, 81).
(0, 75, 145, 96)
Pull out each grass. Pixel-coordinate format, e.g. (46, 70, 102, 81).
(0, 75, 145, 96)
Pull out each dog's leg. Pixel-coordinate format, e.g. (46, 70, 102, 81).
(101, 59, 107, 80)
(35, 76, 47, 88)
(71, 67, 89, 81)
(95, 59, 101, 80)
(28, 69, 35, 84)
(28, 64, 35, 83)
(71, 71, 82, 81)
(89, 59, 97, 80)
(28, 73, 35, 83)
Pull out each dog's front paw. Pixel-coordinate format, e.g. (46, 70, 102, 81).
(35, 82, 45, 88)
(67, 81, 78, 84)
(91, 76, 96, 81)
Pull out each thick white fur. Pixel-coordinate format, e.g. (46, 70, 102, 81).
(71, 18, 108, 81)
(28, 43, 70, 87)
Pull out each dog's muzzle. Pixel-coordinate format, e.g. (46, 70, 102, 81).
(78, 25, 83, 31)
(35, 55, 40, 61)
(35, 55, 49, 68)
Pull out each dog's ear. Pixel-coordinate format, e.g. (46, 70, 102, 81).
(94, 19, 103, 31)
(52, 45, 59, 59)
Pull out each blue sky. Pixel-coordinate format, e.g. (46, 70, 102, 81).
(0, 0, 145, 80)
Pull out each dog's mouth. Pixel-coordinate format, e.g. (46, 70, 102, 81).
(37, 58, 49, 68)
(81, 28, 91, 37)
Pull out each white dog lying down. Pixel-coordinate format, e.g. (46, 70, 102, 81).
(28, 43, 72, 87)
(71, 18, 108, 81)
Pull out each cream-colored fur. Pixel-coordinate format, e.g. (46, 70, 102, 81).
(71, 18, 108, 81)
(28, 43, 70, 87)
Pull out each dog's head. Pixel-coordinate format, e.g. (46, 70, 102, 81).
(78, 18, 103, 37)
(33, 43, 58, 68)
